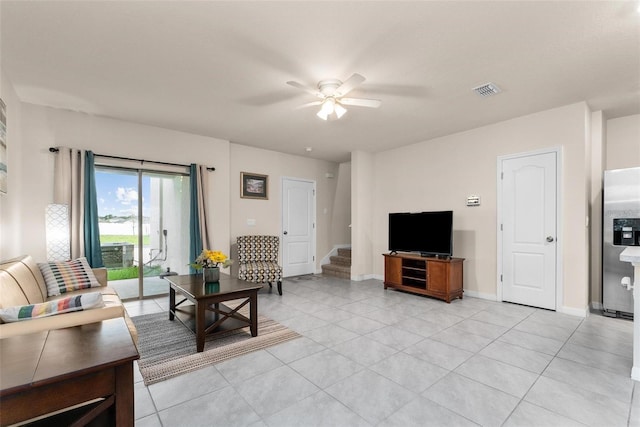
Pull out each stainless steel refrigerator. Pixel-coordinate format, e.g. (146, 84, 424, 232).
(603, 167, 640, 318)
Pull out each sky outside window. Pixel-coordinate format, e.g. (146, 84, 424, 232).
(95, 170, 150, 218)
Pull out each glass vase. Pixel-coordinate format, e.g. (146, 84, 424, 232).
(203, 267, 220, 283)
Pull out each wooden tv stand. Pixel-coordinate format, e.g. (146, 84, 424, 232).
(383, 253, 464, 303)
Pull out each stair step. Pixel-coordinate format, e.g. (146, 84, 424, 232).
(322, 263, 350, 273)
(337, 248, 352, 258)
(329, 255, 351, 267)
(321, 263, 351, 279)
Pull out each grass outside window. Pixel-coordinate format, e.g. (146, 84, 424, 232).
(107, 265, 163, 281)
(100, 235, 150, 245)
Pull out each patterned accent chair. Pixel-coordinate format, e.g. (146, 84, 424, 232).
(237, 235, 283, 295)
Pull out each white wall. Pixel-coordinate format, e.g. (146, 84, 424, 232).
(229, 143, 340, 272)
(351, 151, 374, 280)
(590, 111, 605, 309)
(15, 103, 231, 262)
(0, 66, 23, 260)
(331, 162, 351, 246)
(606, 114, 640, 170)
(366, 102, 591, 313)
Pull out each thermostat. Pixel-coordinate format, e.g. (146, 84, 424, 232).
(466, 195, 480, 207)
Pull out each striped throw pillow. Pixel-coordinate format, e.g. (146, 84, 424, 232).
(38, 257, 101, 297)
(0, 292, 104, 323)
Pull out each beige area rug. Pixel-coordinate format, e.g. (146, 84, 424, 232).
(131, 306, 300, 385)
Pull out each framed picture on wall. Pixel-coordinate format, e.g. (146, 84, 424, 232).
(240, 172, 268, 199)
(0, 98, 6, 195)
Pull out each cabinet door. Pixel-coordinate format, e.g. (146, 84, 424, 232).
(385, 256, 403, 286)
(427, 261, 449, 294)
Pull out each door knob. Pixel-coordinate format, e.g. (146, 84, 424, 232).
(546, 236, 554, 242)
(283, 231, 288, 235)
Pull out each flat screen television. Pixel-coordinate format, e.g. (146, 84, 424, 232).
(388, 211, 453, 257)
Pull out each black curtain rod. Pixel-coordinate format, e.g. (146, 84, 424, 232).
(49, 147, 215, 171)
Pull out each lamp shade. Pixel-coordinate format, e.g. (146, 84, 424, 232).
(46, 204, 70, 261)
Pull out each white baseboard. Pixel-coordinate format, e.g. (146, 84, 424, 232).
(351, 274, 376, 281)
(631, 366, 640, 382)
(451, 290, 588, 317)
(558, 305, 588, 318)
(462, 290, 498, 301)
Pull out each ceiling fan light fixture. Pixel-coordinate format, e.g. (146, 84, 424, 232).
(334, 102, 347, 118)
(316, 97, 348, 120)
(289, 73, 379, 120)
(321, 98, 336, 114)
(316, 109, 329, 120)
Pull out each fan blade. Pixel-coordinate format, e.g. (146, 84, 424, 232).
(286, 81, 323, 98)
(340, 97, 381, 108)
(294, 101, 322, 110)
(334, 73, 366, 97)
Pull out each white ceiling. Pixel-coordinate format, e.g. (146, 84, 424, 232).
(2, 1, 639, 163)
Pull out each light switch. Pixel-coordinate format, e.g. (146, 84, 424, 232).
(247, 219, 256, 226)
(466, 195, 480, 207)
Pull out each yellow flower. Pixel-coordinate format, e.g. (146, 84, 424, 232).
(209, 251, 227, 263)
(192, 249, 233, 269)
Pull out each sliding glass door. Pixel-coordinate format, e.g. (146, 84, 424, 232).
(95, 166, 190, 299)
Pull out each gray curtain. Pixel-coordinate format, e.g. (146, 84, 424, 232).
(54, 147, 85, 259)
(189, 164, 212, 273)
(53, 148, 103, 266)
(196, 164, 212, 250)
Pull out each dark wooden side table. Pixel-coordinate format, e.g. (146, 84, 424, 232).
(0, 317, 139, 426)
(166, 274, 263, 352)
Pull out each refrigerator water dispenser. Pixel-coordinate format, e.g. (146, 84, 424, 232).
(613, 218, 640, 246)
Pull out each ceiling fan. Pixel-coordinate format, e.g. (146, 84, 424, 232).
(286, 73, 381, 120)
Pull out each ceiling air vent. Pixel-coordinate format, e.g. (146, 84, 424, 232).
(473, 83, 501, 97)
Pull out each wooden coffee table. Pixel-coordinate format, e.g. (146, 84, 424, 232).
(166, 274, 263, 352)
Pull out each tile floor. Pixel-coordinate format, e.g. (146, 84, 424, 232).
(123, 275, 640, 427)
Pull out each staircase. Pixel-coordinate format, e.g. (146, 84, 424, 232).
(321, 247, 351, 279)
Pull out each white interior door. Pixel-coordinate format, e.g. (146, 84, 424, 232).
(501, 151, 557, 310)
(282, 178, 316, 277)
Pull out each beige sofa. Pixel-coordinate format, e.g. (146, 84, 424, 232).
(0, 255, 137, 342)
